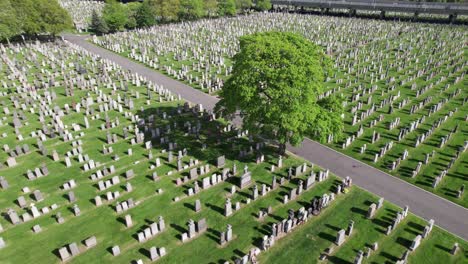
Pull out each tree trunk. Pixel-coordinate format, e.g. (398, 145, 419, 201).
(278, 143, 286, 155)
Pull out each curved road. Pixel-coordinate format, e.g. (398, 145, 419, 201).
(64, 35, 468, 240)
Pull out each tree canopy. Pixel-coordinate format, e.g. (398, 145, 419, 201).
(0, 0, 19, 42)
(102, 0, 128, 32)
(38, 0, 73, 36)
(236, 0, 252, 13)
(0, 0, 72, 41)
(91, 10, 109, 35)
(204, 0, 219, 17)
(179, 0, 204, 20)
(149, 0, 181, 23)
(218, 0, 237, 16)
(215, 32, 343, 153)
(255, 0, 272, 11)
(136, 1, 157, 27)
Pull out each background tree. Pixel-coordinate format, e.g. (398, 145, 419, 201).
(136, 0, 156, 27)
(38, 0, 73, 36)
(255, 0, 271, 11)
(149, 0, 180, 23)
(218, 0, 236, 16)
(15, 0, 45, 37)
(14, 0, 72, 38)
(179, 0, 204, 20)
(102, 0, 128, 32)
(0, 0, 20, 42)
(204, 0, 219, 18)
(235, 0, 252, 13)
(91, 10, 109, 35)
(215, 32, 343, 154)
(125, 2, 141, 29)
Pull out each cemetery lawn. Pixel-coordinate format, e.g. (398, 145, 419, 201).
(260, 186, 468, 264)
(94, 13, 468, 208)
(0, 17, 466, 264)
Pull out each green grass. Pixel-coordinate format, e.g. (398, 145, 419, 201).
(260, 188, 468, 264)
(94, 13, 468, 207)
(0, 31, 466, 264)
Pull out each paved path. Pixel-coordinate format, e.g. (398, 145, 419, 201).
(64, 35, 468, 240)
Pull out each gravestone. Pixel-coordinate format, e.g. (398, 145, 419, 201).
(196, 218, 207, 233)
(409, 235, 421, 251)
(188, 219, 196, 238)
(150, 246, 159, 261)
(112, 245, 121, 256)
(226, 224, 233, 242)
(69, 242, 80, 256)
(84, 236, 97, 248)
(33, 190, 43, 201)
(451, 243, 459, 255)
(346, 220, 354, 236)
(225, 198, 232, 216)
(354, 250, 363, 264)
(336, 229, 346, 246)
(194, 199, 201, 212)
(58, 247, 71, 261)
(366, 203, 376, 219)
(32, 225, 42, 233)
(125, 214, 132, 227)
(216, 155, 225, 168)
(239, 171, 252, 189)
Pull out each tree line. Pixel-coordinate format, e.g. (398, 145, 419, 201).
(92, 0, 272, 34)
(0, 0, 72, 42)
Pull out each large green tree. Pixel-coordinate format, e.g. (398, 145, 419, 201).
(125, 2, 141, 29)
(215, 32, 343, 154)
(204, 0, 218, 17)
(13, 0, 71, 38)
(218, 0, 236, 16)
(90, 10, 109, 35)
(16, 0, 44, 36)
(255, 0, 271, 11)
(102, 0, 128, 32)
(236, 0, 252, 13)
(136, 0, 156, 27)
(38, 0, 73, 36)
(179, 0, 204, 20)
(0, 0, 20, 42)
(149, 0, 180, 23)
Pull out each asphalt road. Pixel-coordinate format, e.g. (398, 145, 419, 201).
(64, 35, 468, 241)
